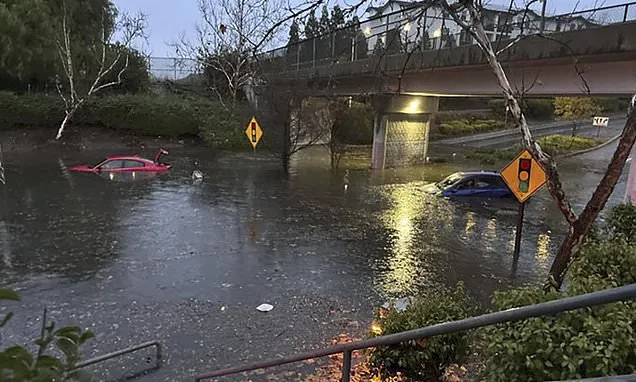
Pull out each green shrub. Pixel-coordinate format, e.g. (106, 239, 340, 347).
(0, 92, 63, 130)
(488, 99, 507, 119)
(435, 111, 491, 125)
(333, 103, 373, 145)
(483, 283, 635, 381)
(466, 147, 517, 165)
(466, 135, 604, 165)
(596, 98, 630, 113)
(368, 283, 474, 381)
(483, 203, 636, 381)
(488, 98, 555, 120)
(535, 135, 605, 155)
(73, 95, 199, 137)
(439, 97, 491, 110)
(524, 99, 555, 120)
(0, 92, 248, 148)
(0, 289, 95, 381)
(603, 203, 636, 242)
(198, 104, 251, 150)
(438, 119, 505, 137)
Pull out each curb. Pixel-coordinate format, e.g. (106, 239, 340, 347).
(557, 133, 622, 159)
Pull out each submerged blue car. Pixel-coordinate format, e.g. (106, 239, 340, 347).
(424, 171, 513, 198)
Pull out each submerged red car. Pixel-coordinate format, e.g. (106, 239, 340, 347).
(69, 149, 171, 173)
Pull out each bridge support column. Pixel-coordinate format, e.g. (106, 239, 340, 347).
(371, 95, 439, 169)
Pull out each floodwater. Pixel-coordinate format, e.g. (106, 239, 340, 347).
(0, 142, 629, 381)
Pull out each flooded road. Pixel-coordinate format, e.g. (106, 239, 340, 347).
(0, 143, 629, 381)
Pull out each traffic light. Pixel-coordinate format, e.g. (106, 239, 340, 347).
(251, 122, 257, 143)
(518, 158, 531, 193)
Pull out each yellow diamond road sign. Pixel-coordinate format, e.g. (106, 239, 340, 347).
(245, 117, 263, 149)
(500, 149, 548, 203)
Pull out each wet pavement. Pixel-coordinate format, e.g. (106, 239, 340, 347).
(0, 142, 630, 381)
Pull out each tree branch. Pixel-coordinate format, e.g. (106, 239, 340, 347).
(54, 4, 146, 139)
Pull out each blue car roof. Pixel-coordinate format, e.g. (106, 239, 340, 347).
(458, 170, 501, 176)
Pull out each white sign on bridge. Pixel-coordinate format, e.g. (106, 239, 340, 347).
(593, 116, 609, 127)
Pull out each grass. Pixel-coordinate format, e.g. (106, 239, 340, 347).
(466, 134, 607, 165)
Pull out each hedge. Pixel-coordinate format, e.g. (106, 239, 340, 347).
(488, 98, 555, 120)
(438, 118, 506, 137)
(0, 91, 249, 148)
(488, 97, 630, 121)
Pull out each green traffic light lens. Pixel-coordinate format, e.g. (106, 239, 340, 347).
(519, 182, 529, 192)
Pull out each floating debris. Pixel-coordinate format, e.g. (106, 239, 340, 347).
(192, 160, 204, 180)
(256, 303, 273, 312)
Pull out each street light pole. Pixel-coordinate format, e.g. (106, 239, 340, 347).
(540, 0, 548, 33)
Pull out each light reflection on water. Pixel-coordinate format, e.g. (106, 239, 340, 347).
(536, 232, 551, 268)
(378, 183, 427, 295)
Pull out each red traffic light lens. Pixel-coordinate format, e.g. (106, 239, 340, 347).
(519, 159, 531, 170)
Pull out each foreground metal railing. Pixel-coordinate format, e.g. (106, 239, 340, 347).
(71, 340, 162, 377)
(195, 283, 636, 381)
(257, 1, 636, 73)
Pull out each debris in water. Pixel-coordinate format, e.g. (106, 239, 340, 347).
(192, 160, 203, 180)
(256, 303, 273, 312)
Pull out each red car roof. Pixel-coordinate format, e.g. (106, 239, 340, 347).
(105, 155, 154, 163)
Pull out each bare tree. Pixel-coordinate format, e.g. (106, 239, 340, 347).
(55, 1, 146, 140)
(256, 83, 342, 171)
(172, 0, 285, 108)
(294, 98, 333, 150)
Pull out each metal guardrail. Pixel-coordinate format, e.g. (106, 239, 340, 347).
(257, 1, 636, 73)
(195, 283, 636, 381)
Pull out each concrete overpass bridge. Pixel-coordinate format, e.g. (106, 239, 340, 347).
(255, 2, 636, 168)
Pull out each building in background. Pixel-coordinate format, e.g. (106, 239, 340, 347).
(362, 0, 599, 55)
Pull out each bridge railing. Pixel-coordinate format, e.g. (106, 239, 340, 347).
(257, 1, 636, 74)
(194, 283, 636, 381)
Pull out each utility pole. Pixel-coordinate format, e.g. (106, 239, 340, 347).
(540, 0, 548, 33)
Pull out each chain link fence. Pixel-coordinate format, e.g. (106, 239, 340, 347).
(148, 57, 201, 81)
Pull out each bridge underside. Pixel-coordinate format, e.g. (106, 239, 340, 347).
(324, 56, 636, 97)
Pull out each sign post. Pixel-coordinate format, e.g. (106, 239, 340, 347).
(500, 150, 548, 267)
(245, 116, 263, 150)
(592, 116, 609, 138)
